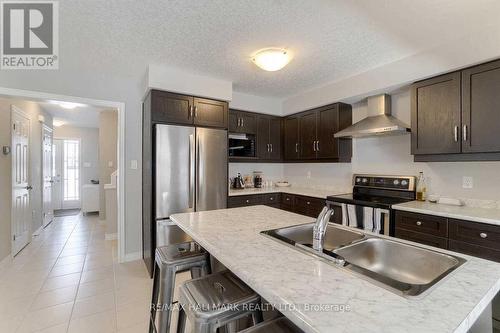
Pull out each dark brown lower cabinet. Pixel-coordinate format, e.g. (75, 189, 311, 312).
(395, 211, 500, 262)
(228, 193, 326, 218)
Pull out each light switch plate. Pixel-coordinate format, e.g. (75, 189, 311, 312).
(462, 176, 473, 189)
(130, 160, 138, 170)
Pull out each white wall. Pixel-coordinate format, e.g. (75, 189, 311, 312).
(283, 89, 500, 201)
(54, 125, 100, 187)
(230, 92, 282, 116)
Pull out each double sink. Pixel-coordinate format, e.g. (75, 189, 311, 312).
(261, 223, 466, 296)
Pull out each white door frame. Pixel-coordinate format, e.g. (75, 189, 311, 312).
(0, 87, 127, 263)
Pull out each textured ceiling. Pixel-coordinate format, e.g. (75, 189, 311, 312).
(39, 102, 111, 128)
(60, 0, 500, 98)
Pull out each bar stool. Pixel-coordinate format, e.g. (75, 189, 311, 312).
(177, 270, 263, 333)
(239, 317, 303, 333)
(149, 242, 210, 333)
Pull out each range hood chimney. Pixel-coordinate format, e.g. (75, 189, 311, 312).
(334, 94, 410, 138)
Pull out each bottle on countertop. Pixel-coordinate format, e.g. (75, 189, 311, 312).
(416, 171, 427, 201)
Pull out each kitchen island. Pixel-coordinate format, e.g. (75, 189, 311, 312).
(171, 206, 500, 333)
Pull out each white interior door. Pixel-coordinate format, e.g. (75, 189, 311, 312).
(53, 138, 81, 210)
(52, 139, 63, 210)
(11, 106, 31, 256)
(42, 125, 53, 227)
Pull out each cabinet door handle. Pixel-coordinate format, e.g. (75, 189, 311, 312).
(295, 143, 299, 153)
(270, 144, 273, 153)
(306, 201, 311, 205)
(245, 199, 250, 203)
(463, 125, 468, 141)
(194, 106, 198, 118)
(316, 141, 319, 151)
(286, 198, 290, 201)
(189, 106, 194, 119)
(454, 126, 458, 142)
(313, 141, 316, 152)
(241, 118, 244, 127)
(237, 118, 240, 127)
(480, 232, 488, 239)
(416, 221, 422, 226)
(270, 197, 274, 201)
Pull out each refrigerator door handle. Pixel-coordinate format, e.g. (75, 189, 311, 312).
(189, 133, 195, 209)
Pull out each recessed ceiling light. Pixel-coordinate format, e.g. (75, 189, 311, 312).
(49, 100, 85, 110)
(252, 48, 293, 71)
(53, 119, 65, 127)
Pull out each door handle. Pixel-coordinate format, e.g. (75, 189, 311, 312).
(194, 106, 198, 118)
(189, 106, 194, 119)
(237, 118, 241, 127)
(316, 141, 319, 151)
(295, 143, 299, 153)
(270, 144, 273, 153)
(454, 126, 458, 142)
(267, 144, 270, 152)
(25, 185, 33, 190)
(188, 134, 195, 209)
(313, 141, 316, 152)
(241, 118, 244, 127)
(463, 125, 468, 141)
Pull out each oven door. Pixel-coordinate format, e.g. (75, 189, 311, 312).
(327, 201, 392, 236)
(228, 133, 256, 157)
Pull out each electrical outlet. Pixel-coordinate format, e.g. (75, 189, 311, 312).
(462, 176, 473, 189)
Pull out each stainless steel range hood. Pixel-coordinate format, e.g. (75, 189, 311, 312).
(334, 94, 410, 138)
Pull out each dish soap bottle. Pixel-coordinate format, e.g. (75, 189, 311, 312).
(416, 172, 427, 201)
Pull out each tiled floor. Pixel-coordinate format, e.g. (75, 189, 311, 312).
(0, 213, 152, 333)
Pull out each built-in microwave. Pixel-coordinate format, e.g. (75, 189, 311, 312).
(228, 133, 256, 158)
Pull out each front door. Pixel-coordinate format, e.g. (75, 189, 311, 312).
(11, 106, 31, 256)
(53, 138, 81, 210)
(42, 125, 53, 227)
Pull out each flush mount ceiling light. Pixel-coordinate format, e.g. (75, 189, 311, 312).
(252, 48, 293, 71)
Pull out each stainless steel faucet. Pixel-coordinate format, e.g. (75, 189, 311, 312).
(313, 207, 334, 251)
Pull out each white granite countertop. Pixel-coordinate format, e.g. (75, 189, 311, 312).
(171, 206, 500, 333)
(228, 186, 349, 199)
(393, 201, 500, 226)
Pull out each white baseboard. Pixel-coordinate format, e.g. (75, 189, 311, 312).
(105, 233, 117, 241)
(0, 253, 12, 269)
(32, 225, 43, 237)
(122, 251, 142, 262)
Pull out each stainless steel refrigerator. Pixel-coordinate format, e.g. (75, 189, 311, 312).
(154, 124, 227, 248)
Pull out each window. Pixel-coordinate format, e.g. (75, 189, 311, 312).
(63, 140, 79, 201)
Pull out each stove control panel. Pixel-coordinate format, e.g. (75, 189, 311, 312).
(353, 175, 416, 191)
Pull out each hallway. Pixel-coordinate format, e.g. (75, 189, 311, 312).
(0, 213, 151, 332)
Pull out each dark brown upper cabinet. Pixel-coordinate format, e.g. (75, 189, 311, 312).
(412, 58, 500, 161)
(148, 90, 228, 128)
(229, 109, 257, 134)
(299, 111, 317, 159)
(411, 72, 461, 155)
(193, 97, 228, 128)
(462, 60, 500, 153)
(283, 116, 299, 160)
(294, 103, 352, 161)
(150, 90, 194, 125)
(257, 115, 282, 161)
